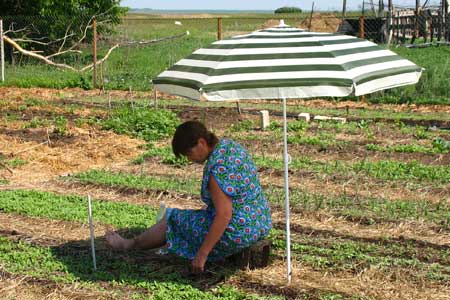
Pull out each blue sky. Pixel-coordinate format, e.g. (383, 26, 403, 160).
(121, 1, 438, 12)
(121, 0, 365, 11)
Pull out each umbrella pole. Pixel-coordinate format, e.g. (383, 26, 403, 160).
(282, 97, 292, 283)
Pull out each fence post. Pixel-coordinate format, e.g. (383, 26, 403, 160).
(0, 19, 4, 82)
(395, 11, 399, 44)
(386, 1, 393, 45)
(359, 16, 365, 38)
(342, 0, 347, 17)
(217, 17, 222, 40)
(93, 17, 97, 89)
(309, 2, 315, 31)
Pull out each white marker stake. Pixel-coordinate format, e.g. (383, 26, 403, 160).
(88, 195, 97, 271)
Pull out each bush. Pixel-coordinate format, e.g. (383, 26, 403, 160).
(274, 7, 302, 14)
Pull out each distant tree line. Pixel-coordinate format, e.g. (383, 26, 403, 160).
(274, 7, 302, 14)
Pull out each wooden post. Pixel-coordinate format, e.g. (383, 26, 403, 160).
(396, 11, 400, 44)
(386, 0, 393, 45)
(342, 0, 347, 17)
(438, 9, 442, 41)
(359, 16, 365, 38)
(93, 18, 97, 89)
(217, 17, 222, 40)
(153, 87, 158, 109)
(411, 0, 420, 44)
(0, 19, 4, 82)
(309, 2, 315, 31)
(442, 0, 450, 42)
(359, 0, 365, 39)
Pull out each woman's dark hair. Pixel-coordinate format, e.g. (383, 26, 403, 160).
(172, 121, 218, 158)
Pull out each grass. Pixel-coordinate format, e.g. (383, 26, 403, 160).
(1, 15, 450, 105)
(366, 142, 450, 154)
(0, 189, 364, 300)
(72, 169, 199, 195)
(270, 232, 450, 282)
(0, 190, 157, 228)
(139, 144, 450, 184)
(100, 107, 180, 142)
(0, 237, 267, 300)
(0, 189, 447, 287)
(66, 170, 450, 228)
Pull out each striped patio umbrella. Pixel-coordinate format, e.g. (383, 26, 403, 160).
(153, 20, 422, 282)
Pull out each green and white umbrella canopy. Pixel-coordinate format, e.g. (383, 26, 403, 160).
(153, 23, 422, 101)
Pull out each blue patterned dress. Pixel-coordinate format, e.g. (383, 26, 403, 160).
(165, 139, 272, 261)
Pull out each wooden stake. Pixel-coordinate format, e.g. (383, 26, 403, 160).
(93, 18, 97, 89)
(218, 17, 222, 40)
(0, 19, 4, 82)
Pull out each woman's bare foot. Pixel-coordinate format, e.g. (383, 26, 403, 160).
(105, 231, 135, 251)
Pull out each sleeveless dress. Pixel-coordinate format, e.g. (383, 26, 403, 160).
(165, 139, 272, 261)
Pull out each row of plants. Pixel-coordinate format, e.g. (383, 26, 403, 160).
(0, 189, 367, 300)
(134, 144, 450, 184)
(68, 170, 450, 228)
(0, 189, 447, 285)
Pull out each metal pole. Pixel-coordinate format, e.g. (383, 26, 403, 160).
(88, 195, 97, 271)
(93, 18, 97, 89)
(282, 97, 292, 284)
(0, 19, 4, 82)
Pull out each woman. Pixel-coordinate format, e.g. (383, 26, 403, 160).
(106, 120, 272, 273)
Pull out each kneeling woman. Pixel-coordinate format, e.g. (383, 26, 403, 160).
(106, 120, 272, 273)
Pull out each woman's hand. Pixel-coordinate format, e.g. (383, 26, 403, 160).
(191, 251, 208, 273)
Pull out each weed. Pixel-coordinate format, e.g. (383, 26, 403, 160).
(101, 107, 179, 142)
(432, 137, 450, 152)
(23, 117, 50, 129)
(53, 116, 68, 136)
(229, 119, 254, 132)
(414, 126, 430, 140)
(7, 158, 27, 168)
(24, 98, 47, 107)
(287, 119, 308, 132)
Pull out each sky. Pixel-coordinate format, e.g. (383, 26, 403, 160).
(120, 0, 428, 11)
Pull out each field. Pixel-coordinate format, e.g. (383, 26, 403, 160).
(1, 13, 449, 105)
(0, 84, 449, 299)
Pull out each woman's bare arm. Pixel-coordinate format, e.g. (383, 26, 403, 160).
(191, 174, 232, 273)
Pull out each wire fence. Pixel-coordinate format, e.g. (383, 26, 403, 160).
(0, 13, 449, 101)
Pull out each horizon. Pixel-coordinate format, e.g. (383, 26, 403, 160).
(121, 0, 439, 12)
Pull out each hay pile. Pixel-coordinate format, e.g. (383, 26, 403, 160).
(0, 126, 145, 185)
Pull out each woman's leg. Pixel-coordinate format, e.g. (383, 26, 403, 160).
(105, 214, 167, 251)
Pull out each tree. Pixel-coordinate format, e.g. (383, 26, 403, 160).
(274, 7, 303, 14)
(1, 1, 188, 73)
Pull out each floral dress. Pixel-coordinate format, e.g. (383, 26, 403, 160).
(165, 139, 272, 261)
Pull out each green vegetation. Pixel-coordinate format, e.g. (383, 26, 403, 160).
(66, 170, 450, 227)
(274, 7, 303, 13)
(72, 169, 199, 194)
(101, 107, 180, 141)
(0, 190, 156, 228)
(142, 145, 450, 184)
(133, 143, 189, 166)
(229, 119, 254, 132)
(6, 158, 28, 168)
(366, 140, 449, 154)
(0, 237, 265, 300)
(0, 14, 448, 106)
(0, 189, 447, 288)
